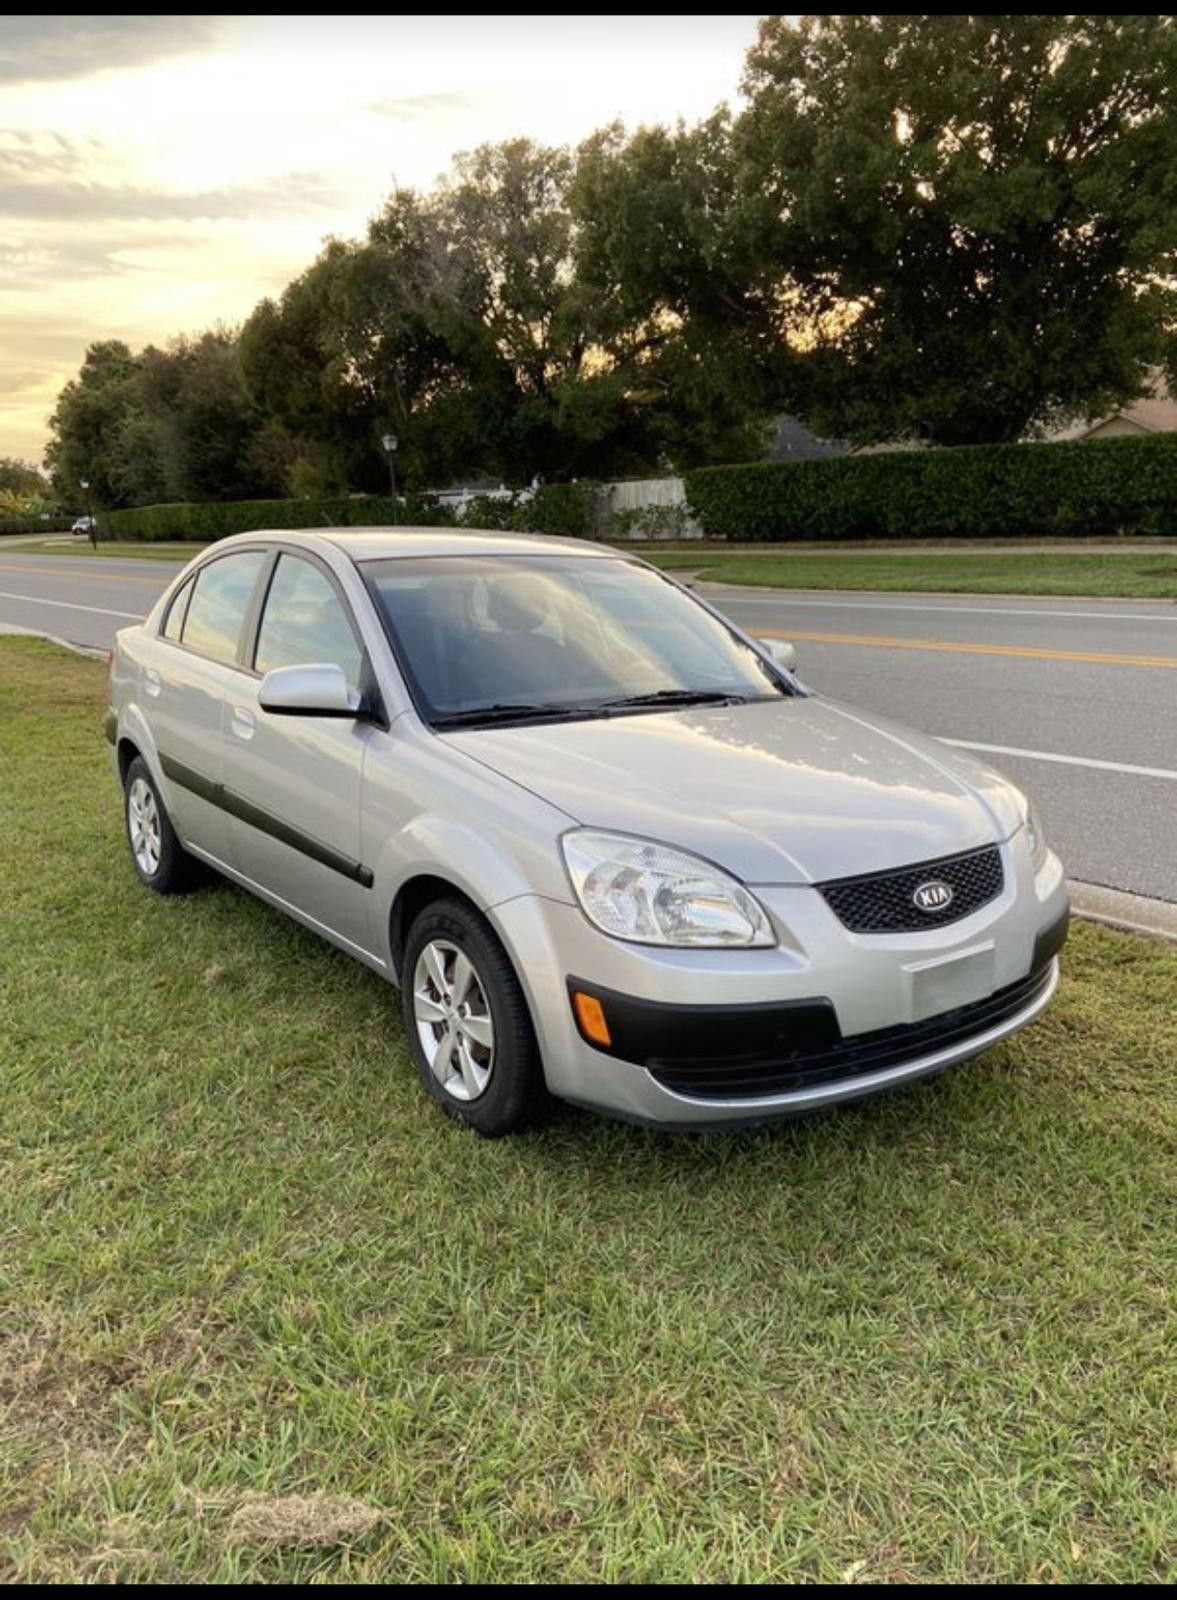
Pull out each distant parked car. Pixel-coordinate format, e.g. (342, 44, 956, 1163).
(105, 528, 1068, 1135)
(71, 516, 97, 535)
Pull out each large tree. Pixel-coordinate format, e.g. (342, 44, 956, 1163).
(571, 116, 779, 467)
(0, 457, 50, 499)
(240, 136, 766, 492)
(47, 332, 284, 507)
(738, 14, 1177, 445)
(45, 340, 141, 506)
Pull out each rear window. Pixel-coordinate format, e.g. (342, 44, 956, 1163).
(180, 552, 266, 665)
(162, 576, 193, 642)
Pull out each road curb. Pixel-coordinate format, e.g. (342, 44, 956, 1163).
(0, 623, 108, 660)
(1069, 881, 1177, 944)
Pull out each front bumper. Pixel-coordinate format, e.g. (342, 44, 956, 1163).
(490, 833, 1068, 1127)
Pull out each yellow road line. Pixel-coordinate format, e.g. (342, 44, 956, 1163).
(762, 628, 1177, 671)
(0, 561, 166, 587)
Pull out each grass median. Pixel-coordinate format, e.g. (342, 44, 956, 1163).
(645, 549, 1177, 598)
(1, 539, 210, 562)
(1, 637, 1174, 1582)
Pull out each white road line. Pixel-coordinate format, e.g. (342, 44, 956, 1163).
(0, 589, 143, 620)
(714, 592, 1177, 624)
(941, 737, 1177, 783)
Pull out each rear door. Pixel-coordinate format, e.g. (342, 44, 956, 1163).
(144, 548, 268, 861)
(222, 549, 379, 959)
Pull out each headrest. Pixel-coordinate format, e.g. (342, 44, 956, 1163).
(486, 573, 549, 633)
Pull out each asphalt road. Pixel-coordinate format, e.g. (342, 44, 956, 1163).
(1, 546, 1174, 902)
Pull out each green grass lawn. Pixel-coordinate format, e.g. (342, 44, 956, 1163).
(3, 540, 209, 562)
(645, 549, 1177, 598)
(1, 637, 1174, 1581)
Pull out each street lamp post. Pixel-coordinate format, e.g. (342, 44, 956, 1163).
(381, 433, 399, 527)
(80, 477, 96, 550)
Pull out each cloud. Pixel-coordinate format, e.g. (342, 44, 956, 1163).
(0, 365, 50, 395)
(0, 236, 153, 288)
(0, 132, 343, 224)
(0, 168, 343, 223)
(0, 15, 219, 85)
(367, 91, 487, 122)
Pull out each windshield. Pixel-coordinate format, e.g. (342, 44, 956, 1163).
(361, 555, 791, 726)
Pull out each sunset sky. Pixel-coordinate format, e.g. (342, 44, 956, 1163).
(0, 14, 761, 465)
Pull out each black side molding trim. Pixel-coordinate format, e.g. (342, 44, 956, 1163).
(160, 753, 218, 805)
(159, 752, 374, 889)
(565, 976, 840, 1063)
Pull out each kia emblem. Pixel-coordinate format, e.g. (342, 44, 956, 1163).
(913, 879, 954, 913)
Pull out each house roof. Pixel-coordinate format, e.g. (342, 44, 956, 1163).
(1047, 372, 1177, 441)
(1110, 388, 1177, 434)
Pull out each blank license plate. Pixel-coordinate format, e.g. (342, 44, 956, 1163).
(907, 946, 996, 1023)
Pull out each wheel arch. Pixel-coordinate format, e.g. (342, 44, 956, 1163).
(116, 734, 142, 785)
(389, 874, 484, 978)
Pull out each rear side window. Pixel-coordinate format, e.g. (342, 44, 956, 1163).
(254, 554, 363, 693)
(162, 576, 193, 641)
(181, 552, 266, 665)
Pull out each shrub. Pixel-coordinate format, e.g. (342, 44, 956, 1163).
(684, 435, 1177, 541)
(513, 481, 599, 538)
(105, 494, 454, 542)
(457, 494, 519, 531)
(607, 502, 695, 542)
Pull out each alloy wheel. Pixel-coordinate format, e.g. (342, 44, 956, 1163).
(412, 939, 495, 1101)
(127, 776, 162, 877)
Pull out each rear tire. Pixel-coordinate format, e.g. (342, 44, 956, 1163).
(123, 755, 202, 895)
(401, 896, 547, 1136)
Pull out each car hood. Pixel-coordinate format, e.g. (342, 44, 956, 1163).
(442, 696, 1025, 885)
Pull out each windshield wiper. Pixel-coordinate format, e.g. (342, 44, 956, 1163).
(593, 688, 752, 712)
(433, 688, 757, 730)
(432, 702, 589, 729)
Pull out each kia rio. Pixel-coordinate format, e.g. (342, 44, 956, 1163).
(106, 529, 1068, 1135)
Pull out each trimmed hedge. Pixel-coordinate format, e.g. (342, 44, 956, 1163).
(105, 482, 603, 543)
(684, 435, 1177, 540)
(0, 515, 74, 537)
(105, 494, 455, 542)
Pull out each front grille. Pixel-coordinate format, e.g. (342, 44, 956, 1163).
(819, 845, 1003, 934)
(648, 961, 1053, 1101)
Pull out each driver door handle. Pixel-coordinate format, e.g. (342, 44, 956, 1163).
(230, 705, 255, 741)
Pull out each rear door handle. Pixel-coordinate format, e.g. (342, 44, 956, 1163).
(144, 669, 161, 698)
(230, 705, 255, 741)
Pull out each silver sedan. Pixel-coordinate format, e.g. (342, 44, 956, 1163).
(106, 528, 1068, 1135)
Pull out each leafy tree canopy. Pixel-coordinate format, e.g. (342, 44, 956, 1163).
(45, 17, 1177, 500)
(736, 13, 1177, 445)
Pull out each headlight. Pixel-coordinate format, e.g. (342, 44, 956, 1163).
(1024, 799, 1048, 872)
(561, 830, 775, 948)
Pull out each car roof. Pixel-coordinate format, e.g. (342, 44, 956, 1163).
(211, 526, 628, 562)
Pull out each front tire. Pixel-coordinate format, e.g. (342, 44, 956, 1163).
(401, 896, 546, 1136)
(123, 755, 201, 894)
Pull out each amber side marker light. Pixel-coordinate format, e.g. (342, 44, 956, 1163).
(572, 990, 612, 1048)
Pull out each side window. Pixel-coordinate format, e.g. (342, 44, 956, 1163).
(181, 551, 266, 665)
(254, 554, 363, 694)
(162, 576, 193, 641)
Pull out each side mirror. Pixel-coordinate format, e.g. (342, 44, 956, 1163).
(258, 663, 360, 717)
(758, 637, 798, 673)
